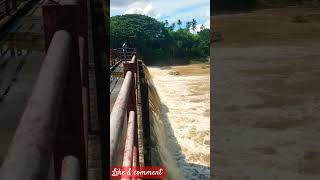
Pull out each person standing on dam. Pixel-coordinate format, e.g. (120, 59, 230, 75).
(122, 42, 128, 59)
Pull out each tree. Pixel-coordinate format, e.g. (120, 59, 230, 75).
(164, 20, 169, 27)
(197, 28, 210, 56)
(170, 23, 176, 31)
(200, 24, 205, 31)
(110, 14, 210, 65)
(110, 14, 171, 64)
(177, 19, 182, 29)
(191, 19, 197, 33)
(185, 21, 192, 31)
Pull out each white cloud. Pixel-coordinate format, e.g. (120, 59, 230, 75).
(111, 0, 210, 30)
(123, 0, 160, 18)
(110, 0, 142, 7)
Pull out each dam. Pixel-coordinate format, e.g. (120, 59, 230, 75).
(0, 0, 211, 179)
(109, 48, 210, 179)
(148, 64, 210, 179)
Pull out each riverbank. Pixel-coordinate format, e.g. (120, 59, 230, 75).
(212, 6, 320, 47)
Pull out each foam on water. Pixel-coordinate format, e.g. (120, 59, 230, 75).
(145, 64, 210, 180)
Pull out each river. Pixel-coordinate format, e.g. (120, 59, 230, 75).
(145, 63, 210, 180)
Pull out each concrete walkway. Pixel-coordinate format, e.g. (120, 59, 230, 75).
(110, 63, 124, 111)
(0, 0, 45, 164)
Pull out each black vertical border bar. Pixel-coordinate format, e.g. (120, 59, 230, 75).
(89, 0, 109, 179)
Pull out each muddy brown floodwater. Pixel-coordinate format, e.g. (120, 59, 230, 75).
(148, 64, 210, 180)
(213, 6, 320, 180)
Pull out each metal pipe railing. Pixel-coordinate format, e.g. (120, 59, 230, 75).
(110, 48, 136, 64)
(79, 35, 89, 160)
(110, 71, 133, 164)
(0, 30, 72, 180)
(122, 111, 135, 167)
(110, 50, 140, 179)
(129, 55, 136, 63)
(60, 156, 80, 180)
(131, 146, 138, 180)
(42, 2, 88, 179)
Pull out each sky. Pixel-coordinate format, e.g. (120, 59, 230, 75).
(110, 0, 210, 32)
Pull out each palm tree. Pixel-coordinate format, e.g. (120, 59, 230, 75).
(191, 18, 197, 33)
(164, 20, 169, 27)
(177, 19, 182, 29)
(185, 21, 192, 31)
(170, 23, 176, 31)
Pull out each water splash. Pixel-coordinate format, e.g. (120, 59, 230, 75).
(144, 64, 210, 180)
(143, 65, 184, 180)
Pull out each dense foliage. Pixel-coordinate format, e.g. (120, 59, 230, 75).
(110, 14, 210, 65)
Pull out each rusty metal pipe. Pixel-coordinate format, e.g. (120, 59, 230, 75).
(129, 55, 136, 63)
(121, 111, 135, 180)
(0, 30, 72, 180)
(122, 111, 135, 167)
(132, 146, 138, 180)
(79, 36, 89, 161)
(110, 71, 133, 165)
(60, 156, 80, 180)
